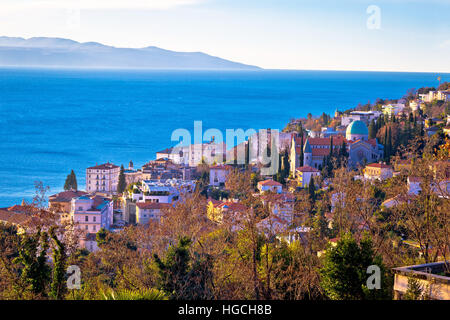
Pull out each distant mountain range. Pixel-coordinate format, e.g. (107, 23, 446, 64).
(0, 36, 260, 70)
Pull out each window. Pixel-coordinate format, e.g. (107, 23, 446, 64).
(79, 206, 83, 211)
(93, 217, 96, 222)
(85, 216, 88, 222)
(93, 225, 96, 231)
(85, 225, 88, 230)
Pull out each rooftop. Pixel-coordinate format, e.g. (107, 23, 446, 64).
(296, 166, 320, 173)
(365, 163, 392, 169)
(87, 162, 119, 170)
(258, 179, 283, 187)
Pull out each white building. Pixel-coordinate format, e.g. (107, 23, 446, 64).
(296, 166, 321, 188)
(86, 162, 120, 194)
(341, 111, 382, 126)
(257, 179, 283, 194)
(209, 164, 232, 187)
(156, 141, 227, 166)
(382, 104, 406, 117)
(419, 90, 450, 103)
(129, 179, 196, 203)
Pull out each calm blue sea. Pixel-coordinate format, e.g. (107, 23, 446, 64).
(0, 68, 448, 206)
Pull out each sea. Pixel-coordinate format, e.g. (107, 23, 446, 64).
(0, 67, 448, 206)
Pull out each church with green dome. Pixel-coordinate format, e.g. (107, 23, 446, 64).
(346, 120, 369, 141)
(290, 120, 384, 176)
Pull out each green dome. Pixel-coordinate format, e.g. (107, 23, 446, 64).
(346, 120, 368, 136)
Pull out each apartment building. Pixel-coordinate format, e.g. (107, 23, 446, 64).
(86, 162, 120, 194)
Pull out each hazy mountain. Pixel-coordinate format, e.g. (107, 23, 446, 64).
(0, 37, 260, 70)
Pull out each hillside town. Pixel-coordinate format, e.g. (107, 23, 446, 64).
(1, 83, 449, 300)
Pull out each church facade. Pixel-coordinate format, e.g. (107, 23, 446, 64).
(290, 120, 384, 178)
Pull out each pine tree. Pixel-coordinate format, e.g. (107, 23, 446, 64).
(320, 233, 390, 300)
(117, 164, 127, 194)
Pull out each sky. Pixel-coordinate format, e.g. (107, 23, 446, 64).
(0, 0, 449, 72)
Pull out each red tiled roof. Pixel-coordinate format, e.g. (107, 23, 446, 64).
(258, 179, 283, 187)
(365, 163, 391, 169)
(136, 202, 171, 210)
(7, 205, 29, 213)
(218, 202, 247, 212)
(312, 149, 332, 156)
(296, 166, 320, 172)
(87, 163, 119, 170)
(308, 136, 345, 146)
(208, 199, 222, 207)
(0, 209, 32, 225)
(49, 190, 88, 203)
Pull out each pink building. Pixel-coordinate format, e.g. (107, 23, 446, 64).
(70, 195, 113, 234)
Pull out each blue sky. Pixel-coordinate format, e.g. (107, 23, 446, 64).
(0, 0, 449, 72)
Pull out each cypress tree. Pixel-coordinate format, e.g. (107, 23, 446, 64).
(387, 127, 392, 162)
(300, 135, 304, 167)
(117, 165, 126, 194)
(308, 176, 316, 205)
(64, 170, 77, 191)
(368, 120, 376, 139)
(70, 170, 77, 191)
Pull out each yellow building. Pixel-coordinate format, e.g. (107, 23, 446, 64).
(363, 163, 393, 180)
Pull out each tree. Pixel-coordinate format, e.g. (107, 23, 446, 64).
(300, 135, 304, 167)
(50, 228, 67, 300)
(96, 228, 109, 247)
(368, 120, 376, 139)
(312, 206, 329, 239)
(13, 230, 51, 298)
(308, 175, 316, 206)
(64, 170, 77, 191)
(117, 165, 127, 194)
(320, 233, 390, 300)
(153, 236, 213, 300)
